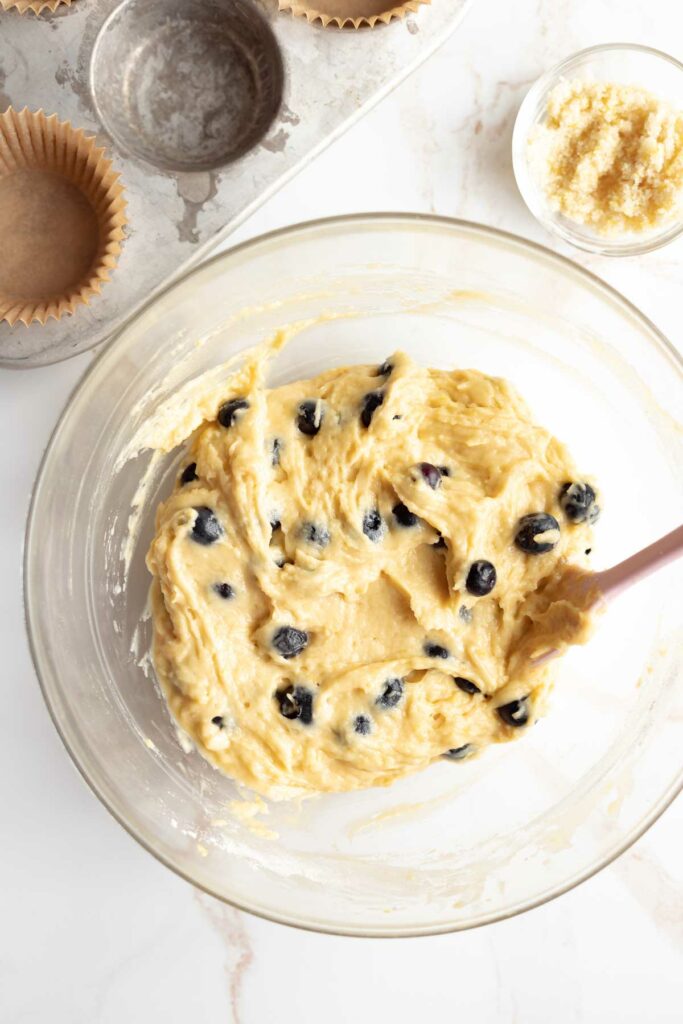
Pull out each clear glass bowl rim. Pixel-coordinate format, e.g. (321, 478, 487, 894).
(24, 213, 683, 937)
(512, 42, 683, 257)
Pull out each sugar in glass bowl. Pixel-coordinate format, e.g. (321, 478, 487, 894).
(513, 44, 683, 256)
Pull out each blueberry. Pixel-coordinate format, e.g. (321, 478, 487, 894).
(454, 676, 480, 695)
(466, 560, 496, 596)
(459, 605, 473, 623)
(424, 641, 449, 659)
(443, 744, 474, 761)
(496, 697, 530, 728)
(270, 516, 282, 532)
(376, 359, 393, 377)
(217, 397, 249, 428)
(191, 507, 223, 545)
(433, 534, 447, 549)
(354, 714, 372, 735)
(300, 522, 330, 547)
(376, 677, 404, 708)
(360, 390, 384, 428)
(297, 399, 324, 437)
(393, 502, 418, 527)
(212, 715, 225, 728)
(180, 462, 197, 485)
(362, 508, 385, 542)
(515, 513, 560, 555)
(213, 582, 234, 599)
(559, 482, 600, 525)
(439, 466, 451, 477)
(272, 625, 309, 659)
(271, 437, 283, 467)
(275, 685, 314, 724)
(419, 462, 442, 489)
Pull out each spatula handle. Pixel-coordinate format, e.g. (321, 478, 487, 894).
(595, 523, 683, 603)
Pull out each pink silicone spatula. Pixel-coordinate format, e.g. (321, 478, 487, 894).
(532, 523, 683, 665)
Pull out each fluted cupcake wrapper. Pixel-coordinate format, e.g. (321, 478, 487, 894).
(0, 107, 127, 327)
(278, 0, 428, 29)
(0, 0, 74, 14)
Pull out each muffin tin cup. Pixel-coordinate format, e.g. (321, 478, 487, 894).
(90, 0, 285, 174)
(0, 107, 126, 326)
(279, 0, 429, 30)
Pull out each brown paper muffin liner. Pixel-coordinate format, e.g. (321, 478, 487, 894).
(279, 0, 428, 29)
(0, 108, 127, 327)
(0, 0, 74, 15)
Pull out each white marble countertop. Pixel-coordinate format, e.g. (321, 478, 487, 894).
(2, 0, 681, 1020)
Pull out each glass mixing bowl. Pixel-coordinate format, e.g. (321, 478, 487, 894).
(25, 215, 683, 937)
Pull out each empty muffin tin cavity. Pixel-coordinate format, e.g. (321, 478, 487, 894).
(90, 0, 284, 172)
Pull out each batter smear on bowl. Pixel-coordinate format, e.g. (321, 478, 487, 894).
(147, 344, 600, 798)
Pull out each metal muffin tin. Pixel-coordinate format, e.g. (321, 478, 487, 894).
(0, 0, 471, 367)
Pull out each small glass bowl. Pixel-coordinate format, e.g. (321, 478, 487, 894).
(512, 44, 683, 256)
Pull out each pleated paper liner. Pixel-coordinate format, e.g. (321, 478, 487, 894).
(0, 0, 74, 15)
(279, 0, 428, 29)
(0, 108, 127, 327)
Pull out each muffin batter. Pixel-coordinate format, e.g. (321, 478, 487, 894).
(147, 347, 599, 798)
